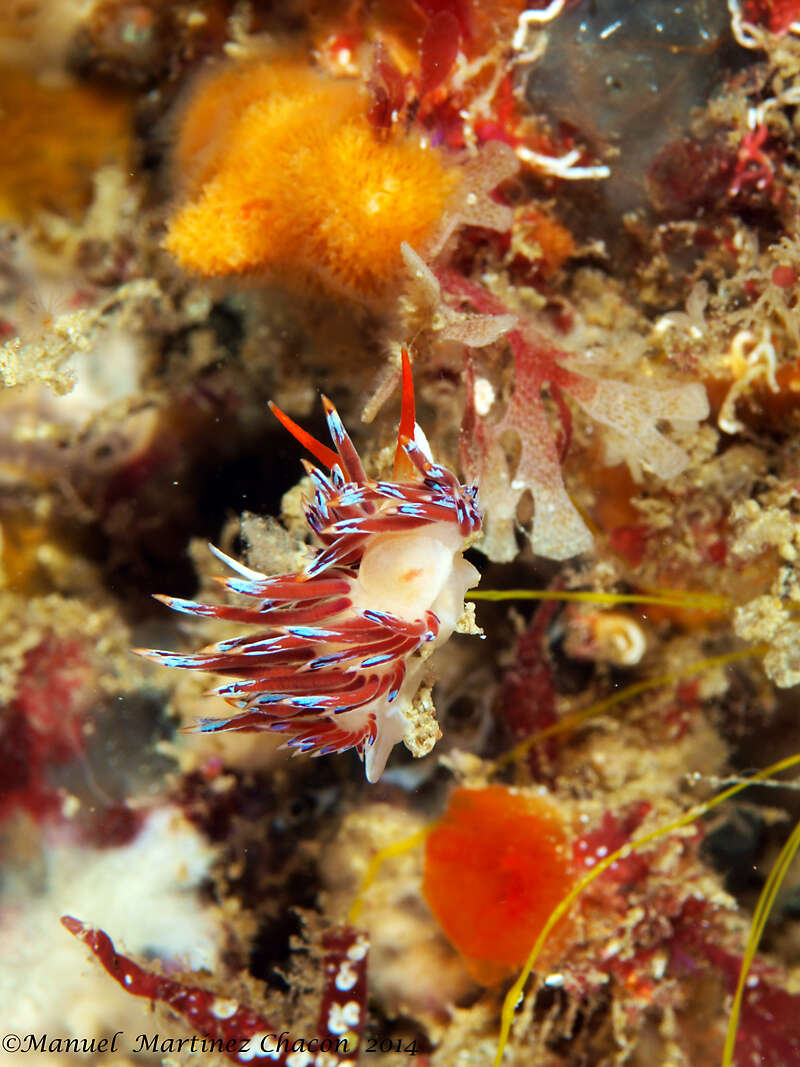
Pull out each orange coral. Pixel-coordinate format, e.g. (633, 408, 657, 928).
(166, 59, 466, 303)
(422, 785, 574, 983)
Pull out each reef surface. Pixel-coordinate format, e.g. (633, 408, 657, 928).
(3, 2, 800, 1065)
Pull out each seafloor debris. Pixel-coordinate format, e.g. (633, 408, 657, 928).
(5, 1, 800, 1065)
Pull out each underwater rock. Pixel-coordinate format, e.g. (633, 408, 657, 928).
(526, 0, 737, 219)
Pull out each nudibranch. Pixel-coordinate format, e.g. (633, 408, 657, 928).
(140, 354, 481, 781)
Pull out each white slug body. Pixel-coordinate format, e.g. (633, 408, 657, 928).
(351, 522, 480, 780)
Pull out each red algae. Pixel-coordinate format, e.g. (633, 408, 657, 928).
(742, 0, 800, 34)
(0, 635, 92, 822)
(499, 601, 560, 781)
(62, 916, 370, 1065)
(423, 785, 574, 983)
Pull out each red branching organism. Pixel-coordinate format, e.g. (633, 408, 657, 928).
(62, 916, 369, 1064)
(730, 124, 776, 199)
(0, 635, 92, 822)
(367, 43, 411, 130)
(419, 9, 462, 98)
(139, 353, 482, 781)
(742, 0, 800, 35)
(446, 269, 709, 561)
(671, 902, 800, 1063)
(574, 802, 653, 898)
(499, 599, 560, 780)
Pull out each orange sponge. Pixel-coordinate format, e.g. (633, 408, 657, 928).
(165, 59, 462, 303)
(423, 785, 574, 983)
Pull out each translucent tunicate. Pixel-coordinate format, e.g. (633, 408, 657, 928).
(526, 0, 740, 219)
